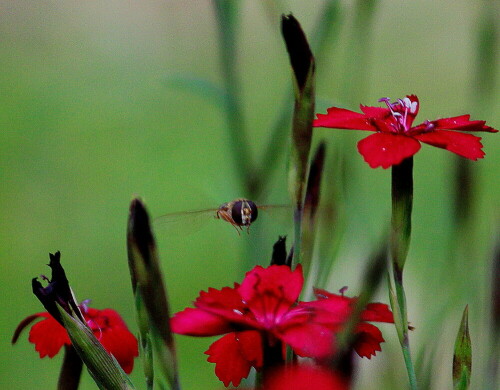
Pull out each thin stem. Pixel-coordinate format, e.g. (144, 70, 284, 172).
(57, 346, 83, 390)
(293, 207, 303, 267)
(391, 157, 413, 271)
(256, 338, 285, 388)
(390, 157, 418, 390)
(401, 336, 418, 390)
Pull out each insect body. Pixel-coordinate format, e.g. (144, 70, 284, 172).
(216, 198, 258, 233)
(154, 198, 287, 235)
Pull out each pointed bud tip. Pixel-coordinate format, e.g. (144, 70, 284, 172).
(281, 13, 314, 91)
(128, 198, 155, 266)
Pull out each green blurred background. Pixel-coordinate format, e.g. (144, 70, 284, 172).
(1, 1, 498, 389)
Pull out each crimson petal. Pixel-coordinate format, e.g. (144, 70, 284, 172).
(171, 307, 234, 336)
(96, 321, 138, 374)
(357, 133, 421, 168)
(431, 115, 497, 132)
(314, 107, 375, 131)
(205, 331, 262, 387)
(280, 322, 335, 359)
(414, 130, 486, 160)
(28, 313, 70, 358)
(354, 322, 385, 359)
(240, 265, 303, 308)
(361, 303, 394, 323)
(360, 105, 391, 119)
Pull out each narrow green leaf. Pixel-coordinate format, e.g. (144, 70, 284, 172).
(57, 305, 134, 390)
(164, 75, 227, 108)
(135, 289, 154, 390)
(281, 14, 315, 265)
(301, 142, 326, 275)
(127, 198, 180, 390)
(453, 305, 472, 390)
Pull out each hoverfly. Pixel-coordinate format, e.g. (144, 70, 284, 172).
(155, 198, 288, 235)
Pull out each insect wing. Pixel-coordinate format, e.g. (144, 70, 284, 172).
(154, 208, 218, 236)
(256, 204, 293, 228)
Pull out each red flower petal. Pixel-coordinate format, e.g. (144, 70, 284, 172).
(171, 307, 234, 336)
(279, 322, 335, 359)
(85, 308, 138, 374)
(314, 107, 375, 131)
(96, 323, 138, 374)
(414, 130, 486, 160)
(239, 265, 303, 326)
(431, 115, 497, 132)
(360, 303, 394, 323)
(240, 265, 303, 304)
(303, 291, 352, 326)
(357, 132, 421, 168)
(190, 285, 261, 329)
(196, 285, 243, 310)
(360, 105, 391, 119)
(397, 95, 420, 128)
(237, 330, 264, 369)
(205, 331, 262, 387)
(28, 313, 70, 358)
(354, 322, 385, 359)
(263, 365, 348, 390)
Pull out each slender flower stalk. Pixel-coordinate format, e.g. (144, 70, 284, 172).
(57, 346, 83, 390)
(390, 156, 418, 390)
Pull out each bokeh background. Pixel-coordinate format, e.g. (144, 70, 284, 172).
(1, 1, 498, 389)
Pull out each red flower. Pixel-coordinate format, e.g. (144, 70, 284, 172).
(314, 95, 497, 168)
(305, 289, 394, 359)
(262, 364, 348, 390)
(171, 265, 393, 387)
(14, 304, 138, 374)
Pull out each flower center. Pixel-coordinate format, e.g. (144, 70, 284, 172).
(378, 96, 418, 133)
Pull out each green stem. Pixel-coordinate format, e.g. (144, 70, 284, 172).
(401, 335, 418, 390)
(390, 157, 418, 390)
(57, 345, 83, 390)
(293, 207, 303, 267)
(391, 157, 413, 270)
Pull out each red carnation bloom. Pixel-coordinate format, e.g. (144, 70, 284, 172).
(171, 265, 393, 387)
(305, 289, 394, 359)
(314, 95, 497, 168)
(14, 303, 138, 374)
